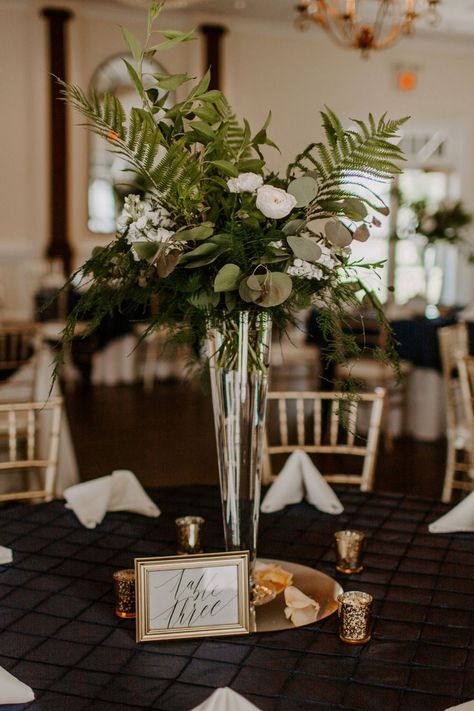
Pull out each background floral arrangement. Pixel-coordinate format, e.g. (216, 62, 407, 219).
(411, 199, 472, 245)
(58, 1, 407, 370)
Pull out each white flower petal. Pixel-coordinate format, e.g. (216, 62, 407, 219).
(256, 185, 297, 220)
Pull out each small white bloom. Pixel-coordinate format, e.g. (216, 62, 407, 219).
(135, 215, 149, 230)
(227, 172, 263, 194)
(318, 243, 337, 270)
(256, 185, 297, 220)
(287, 258, 323, 280)
(284, 586, 320, 627)
(129, 227, 177, 261)
(117, 196, 142, 231)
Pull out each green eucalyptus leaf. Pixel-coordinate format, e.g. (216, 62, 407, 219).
(210, 233, 233, 247)
(306, 218, 325, 236)
(247, 275, 263, 292)
(287, 176, 318, 208)
(180, 242, 218, 262)
(132, 241, 160, 262)
(325, 220, 352, 248)
(175, 225, 214, 241)
(239, 279, 260, 303)
(342, 197, 368, 220)
(210, 160, 239, 177)
(287, 235, 322, 263)
(282, 219, 305, 236)
(214, 264, 242, 292)
(258, 272, 293, 307)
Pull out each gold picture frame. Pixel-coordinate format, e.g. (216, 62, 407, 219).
(135, 551, 251, 642)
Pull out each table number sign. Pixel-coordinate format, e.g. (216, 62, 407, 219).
(135, 551, 251, 642)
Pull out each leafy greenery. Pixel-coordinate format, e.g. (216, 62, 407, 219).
(57, 1, 408, 375)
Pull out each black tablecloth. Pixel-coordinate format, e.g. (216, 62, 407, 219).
(1, 487, 473, 711)
(306, 310, 461, 372)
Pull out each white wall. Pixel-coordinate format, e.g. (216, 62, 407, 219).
(1, 1, 474, 317)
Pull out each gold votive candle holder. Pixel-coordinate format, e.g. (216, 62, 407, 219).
(175, 516, 205, 555)
(337, 591, 373, 644)
(334, 529, 365, 574)
(113, 569, 136, 619)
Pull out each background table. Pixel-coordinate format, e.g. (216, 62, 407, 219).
(0, 487, 473, 710)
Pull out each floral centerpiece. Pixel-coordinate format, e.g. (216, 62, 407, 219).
(411, 200, 472, 248)
(408, 199, 473, 303)
(59, 1, 407, 593)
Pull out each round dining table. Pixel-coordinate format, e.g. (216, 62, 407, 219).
(0, 485, 473, 710)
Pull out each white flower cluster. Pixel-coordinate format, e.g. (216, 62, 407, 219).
(117, 195, 177, 261)
(227, 172, 297, 220)
(288, 243, 337, 281)
(288, 259, 323, 280)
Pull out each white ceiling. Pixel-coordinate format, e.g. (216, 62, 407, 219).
(112, 0, 474, 39)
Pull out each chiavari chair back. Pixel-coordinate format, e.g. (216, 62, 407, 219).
(335, 315, 411, 450)
(263, 388, 385, 491)
(0, 322, 41, 400)
(438, 323, 472, 502)
(0, 397, 63, 503)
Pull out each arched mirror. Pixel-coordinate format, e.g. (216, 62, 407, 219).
(88, 54, 172, 234)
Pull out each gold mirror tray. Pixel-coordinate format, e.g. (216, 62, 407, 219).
(255, 558, 343, 633)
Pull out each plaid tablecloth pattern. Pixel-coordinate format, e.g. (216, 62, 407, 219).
(0, 487, 473, 710)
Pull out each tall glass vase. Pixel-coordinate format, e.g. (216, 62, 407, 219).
(206, 310, 272, 590)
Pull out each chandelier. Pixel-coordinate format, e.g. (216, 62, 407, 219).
(295, 1, 441, 55)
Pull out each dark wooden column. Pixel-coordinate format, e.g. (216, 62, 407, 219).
(199, 25, 227, 91)
(41, 7, 74, 276)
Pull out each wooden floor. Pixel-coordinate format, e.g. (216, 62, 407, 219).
(65, 363, 447, 499)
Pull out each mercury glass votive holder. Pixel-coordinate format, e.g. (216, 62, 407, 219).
(113, 569, 136, 619)
(175, 516, 205, 555)
(334, 529, 365, 574)
(337, 590, 373, 644)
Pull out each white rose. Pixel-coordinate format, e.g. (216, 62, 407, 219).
(227, 172, 263, 194)
(256, 185, 297, 220)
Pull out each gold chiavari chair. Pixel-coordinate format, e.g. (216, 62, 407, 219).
(0, 322, 41, 401)
(0, 397, 63, 503)
(263, 388, 385, 491)
(335, 316, 412, 450)
(438, 323, 472, 502)
(445, 355, 474, 501)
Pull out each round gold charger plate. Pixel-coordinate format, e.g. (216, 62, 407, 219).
(255, 558, 343, 633)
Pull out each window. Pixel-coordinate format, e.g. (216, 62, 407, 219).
(88, 55, 171, 234)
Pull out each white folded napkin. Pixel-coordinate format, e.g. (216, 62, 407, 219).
(64, 470, 160, 529)
(445, 702, 474, 711)
(0, 546, 12, 564)
(261, 450, 343, 515)
(0, 666, 34, 704)
(190, 688, 262, 711)
(429, 491, 474, 533)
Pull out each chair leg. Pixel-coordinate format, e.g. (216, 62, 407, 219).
(442, 434, 456, 503)
(382, 396, 393, 452)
